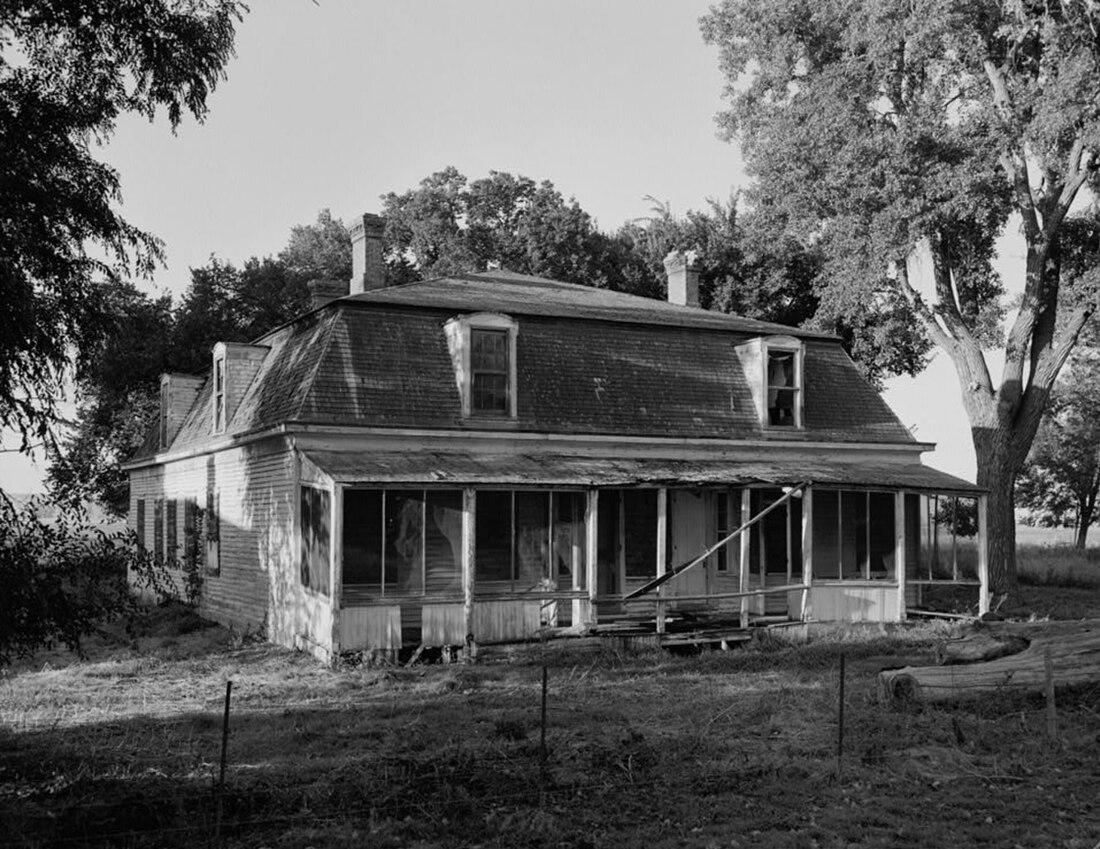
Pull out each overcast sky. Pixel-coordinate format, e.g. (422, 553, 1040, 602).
(0, 0, 996, 493)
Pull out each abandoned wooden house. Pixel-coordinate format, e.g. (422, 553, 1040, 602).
(125, 213, 989, 661)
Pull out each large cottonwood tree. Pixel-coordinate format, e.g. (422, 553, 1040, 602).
(702, 0, 1100, 594)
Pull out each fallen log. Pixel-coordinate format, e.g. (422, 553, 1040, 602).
(880, 624, 1100, 704)
(934, 630, 1030, 665)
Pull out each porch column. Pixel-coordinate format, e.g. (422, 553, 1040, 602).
(977, 493, 990, 615)
(655, 488, 668, 635)
(330, 483, 344, 654)
(462, 488, 476, 652)
(583, 489, 599, 627)
(739, 489, 751, 629)
(894, 491, 907, 622)
(799, 487, 812, 622)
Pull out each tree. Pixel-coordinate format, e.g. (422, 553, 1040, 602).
(0, 0, 244, 452)
(381, 167, 627, 290)
(702, 0, 1100, 594)
(1017, 347, 1100, 548)
(48, 211, 351, 514)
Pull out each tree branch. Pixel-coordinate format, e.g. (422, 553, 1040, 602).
(984, 59, 1041, 242)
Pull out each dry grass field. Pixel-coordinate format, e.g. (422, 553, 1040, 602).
(3, 544, 1100, 849)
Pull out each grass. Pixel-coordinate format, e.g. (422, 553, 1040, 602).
(5, 592, 1100, 848)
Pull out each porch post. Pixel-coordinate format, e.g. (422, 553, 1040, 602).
(977, 493, 990, 615)
(739, 489, 751, 629)
(655, 488, 668, 635)
(462, 488, 476, 651)
(330, 483, 344, 655)
(799, 487, 812, 622)
(895, 491, 907, 622)
(584, 489, 599, 627)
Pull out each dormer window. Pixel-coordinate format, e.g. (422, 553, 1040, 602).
(763, 339, 802, 428)
(213, 354, 226, 433)
(159, 379, 170, 448)
(767, 350, 797, 426)
(444, 313, 519, 419)
(736, 335, 804, 430)
(471, 329, 510, 414)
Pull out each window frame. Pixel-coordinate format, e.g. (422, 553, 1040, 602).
(444, 313, 519, 420)
(811, 487, 897, 582)
(212, 353, 226, 434)
(761, 337, 804, 430)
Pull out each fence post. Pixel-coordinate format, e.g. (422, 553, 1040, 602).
(1044, 648, 1057, 741)
(836, 654, 845, 780)
(215, 680, 232, 840)
(539, 664, 549, 802)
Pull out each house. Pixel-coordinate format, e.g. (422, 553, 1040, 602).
(125, 213, 988, 661)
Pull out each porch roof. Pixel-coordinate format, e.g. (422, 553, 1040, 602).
(301, 451, 982, 494)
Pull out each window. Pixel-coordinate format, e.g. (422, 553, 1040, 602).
(714, 491, 734, 573)
(766, 347, 800, 427)
(153, 499, 164, 561)
(205, 482, 220, 576)
(444, 313, 518, 419)
(300, 485, 331, 595)
(165, 499, 177, 567)
(213, 355, 226, 433)
(183, 498, 203, 571)
(812, 489, 896, 580)
(136, 499, 146, 553)
(342, 488, 463, 598)
(159, 380, 169, 448)
(474, 490, 586, 592)
(748, 488, 802, 581)
(471, 329, 509, 414)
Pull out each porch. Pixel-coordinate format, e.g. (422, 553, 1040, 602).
(296, 450, 987, 657)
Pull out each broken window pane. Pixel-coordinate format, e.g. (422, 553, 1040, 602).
(385, 490, 424, 595)
(515, 491, 550, 587)
(425, 490, 463, 595)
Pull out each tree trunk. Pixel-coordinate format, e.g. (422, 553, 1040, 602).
(879, 621, 1100, 705)
(1077, 495, 1096, 550)
(973, 429, 1019, 597)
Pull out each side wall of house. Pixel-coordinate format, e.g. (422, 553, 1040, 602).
(129, 439, 294, 636)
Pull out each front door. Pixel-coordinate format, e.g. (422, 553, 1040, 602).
(668, 489, 708, 602)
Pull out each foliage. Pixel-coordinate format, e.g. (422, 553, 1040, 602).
(933, 497, 979, 539)
(0, 0, 244, 452)
(48, 211, 349, 515)
(701, 0, 1100, 591)
(381, 167, 628, 289)
(0, 494, 174, 666)
(1016, 347, 1100, 548)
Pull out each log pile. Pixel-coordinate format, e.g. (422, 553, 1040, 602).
(879, 621, 1100, 704)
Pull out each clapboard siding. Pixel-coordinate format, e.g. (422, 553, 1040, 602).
(128, 439, 295, 637)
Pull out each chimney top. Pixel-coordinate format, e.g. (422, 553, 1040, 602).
(307, 279, 349, 310)
(663, 250, 701, 308)
(350, 213, 385, 294)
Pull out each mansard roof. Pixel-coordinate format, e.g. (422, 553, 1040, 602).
(134, 271, 916, 461)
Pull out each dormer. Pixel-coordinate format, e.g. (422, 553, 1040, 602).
(443, 313, 519, 419)
(736, 335, 804, 430)
(211, 341, 270, 434)
(159, 373, 204, 450)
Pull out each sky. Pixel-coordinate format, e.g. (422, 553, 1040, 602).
(0, 0, 1003, 492)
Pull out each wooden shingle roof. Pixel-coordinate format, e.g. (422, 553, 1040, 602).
(134, 271, 917, 461)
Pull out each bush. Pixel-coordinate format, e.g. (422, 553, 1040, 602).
(0, 493, 172, 666)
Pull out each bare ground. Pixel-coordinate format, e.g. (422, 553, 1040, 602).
(2, 585, 1100, 849)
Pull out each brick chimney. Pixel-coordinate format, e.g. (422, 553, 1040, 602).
(663, 250, 700, 308)
(349, 212, 385, 294)
(159, 373, 205, 449)
(307, 279, 348, 310)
